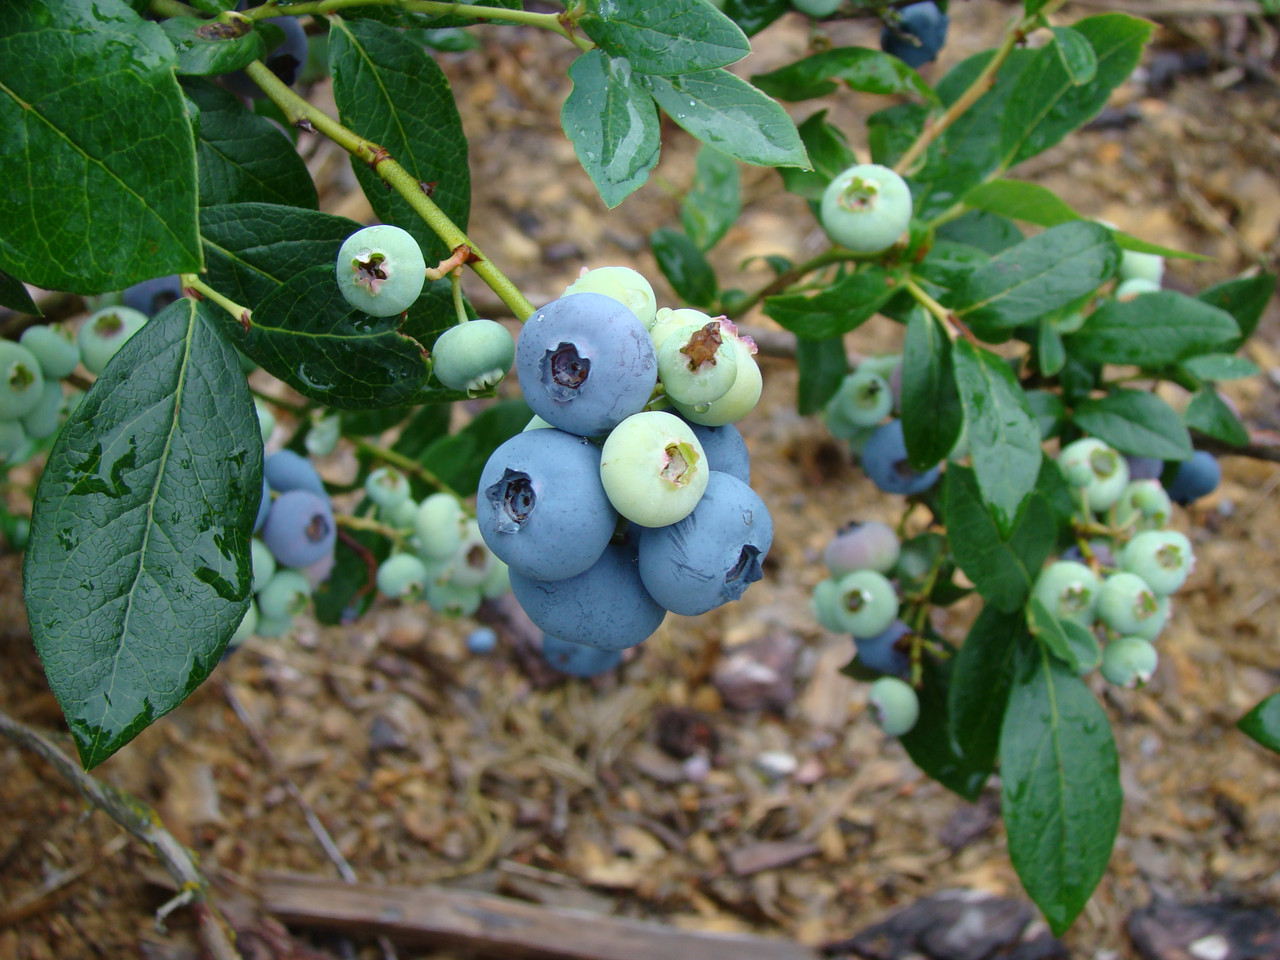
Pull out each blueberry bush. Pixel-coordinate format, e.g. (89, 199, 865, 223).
(1, 0, 1277, 939)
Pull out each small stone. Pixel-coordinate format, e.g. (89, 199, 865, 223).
(755, 750, 798, 780)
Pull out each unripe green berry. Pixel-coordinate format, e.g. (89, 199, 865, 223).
(0, 341, 46, 421)
(1119, 530, 1194, 596)
(1114, 479, 1172, 531)
(565, 266, 657, 329)
(670, 332, 761, 427)
(305, 414, 341, 457)
(1097, 572, 1162, 636)
(251, 537, 277, 595)
(1059, 438, 1129, 512)
(19, 325, 80, 380)
(79, 307, 148, 375)
(868, 676, 919, 736)
(366, 467, 411, 512)
(657, 321, 739, 407)
(832, 569, 899, 638)
(257, 569, 312, 620)
(599, 411, 709, 527)
(431, 319, 516, 395)
(377, 553, 429, 598)
(414, 492, 464, 561)
(21, 381, 64, 440)
(335, 224, 426, 317)
(1101, 636, 1158, 688)
(820, 163, 913, 254)
(1032, 560, 1101, 627)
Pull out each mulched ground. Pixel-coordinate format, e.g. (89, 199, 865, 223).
(2, 3, 1279, 958)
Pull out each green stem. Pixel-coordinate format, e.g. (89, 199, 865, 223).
(450, 271, 467, 325)
(150, 0, 201, 15)
(242, 60, 537, 322)
(352, 436, 451, 494)
(893, 0, 1070, 177)
(246, 0, 592, 49)
(334, 511, 406, 541)
(725, 249, 860, 319)
(181, 274, 252, 327)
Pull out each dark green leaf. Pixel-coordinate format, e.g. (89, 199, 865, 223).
(650, 228, 718, 307)
(682, 147, 740, 251)
(1180, 353, 1260, 382)
(579, 0, 749, 76)
(0, 0, 201, 294)
(953, 341, 1043, 533)
(329, 17, 469, 261)
(1184, 389, 1250, 447)
(1026, 389, 1066, 441)
(1199, 272, 1276, 347)
(217, 264, 435, 408)
(1035, 451, 1078, 547)
(561, 49, 662, 209)
(0, 269, 39, 315)
(1072, 389, 1192, 460)
(913, 240, 990, 302)
(340, 405, 420, 437)
(23, 299, 259, 768)
(901, 309, 963, 468)
(1024, 0, 1051, 13)
(339, 0, 522, 30)
(778, 110, 857, 201)
(899, 647, 993, 801)
(936, 209, 1023, 255)
(183, 79, 318, 209)
(950, 605, 1023, 773)
(943, 465, 1056, 612)
(751, 46, 937, 102)
(161, 15, 265, 75)
(201, 203, 357, 308)
(866, 102, 930, 171)
(416, 399, 532, 496)
(715, 0, 790, 36)
(389, 403, 453, 462)
(1239, 693, 1280, 755)
(957, 222, 1119, 335)
(312, 524, 388, 626)
(795, 337, 849, 416)
(1001, 14, 1154, 169)
(1038, 321, 1066, 377)
(1001, 637, 1121, 935)
(1050, 26, 1097, 85)
(1065, 292, 1239, 367)
(1026, 597, 1100, 673)
(645, 70, 809, 168)
(763, 266, 902, 339)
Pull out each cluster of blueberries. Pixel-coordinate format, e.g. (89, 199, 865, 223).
(788, 0, 950, 70)
(471, 266, 774, 675)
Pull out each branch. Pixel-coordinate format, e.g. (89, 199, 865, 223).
(0, 709, 243, 960)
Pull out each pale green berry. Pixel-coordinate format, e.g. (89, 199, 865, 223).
(431, 319, 516, 395)
(1114, 479, 1172, 531)
(228, 601, 259, 651)
(565, 266, 657, 329)
(599, 411, 709, 527)
(868, 676, 919, 736)
(0, 420, 28, 463)
(1120, 530, 1194, 596)
(481, 556, 510, 599)
(820, 163, 913, 254)
(832, 569, 899, 638)
(1101, 636, 1158, 688)
(305, 414, 341, 457)
(1118, 249, 1164, 286)
(257, 569, 312, 620)
(19, 325, 80, 380)
(254, 399, 276, 445)
(377, 553, 429, 599)
(1032, 560, 1101, 627)
(425, 578, 482, 618)
(365, 467, 411, 512)
(254, 612, 295, 638)
(1097, 572, 1162, 636)
(414, 492, 464, 561)
(0, 341, 46, 421)
(1059, 438, 1129, 511)
(335, 224, 426, 317)
(79, 306, 148, 375)
(21, 381, 64, 440)
(650, 307, 714, 350)
(251, 538, 277, 594)
(1115, 277, 1160, 302)
(657, 321, 739, 407)
(384, 496, 419, 531)
(448, 519, 496, 589)
(670, 334, 761, 427)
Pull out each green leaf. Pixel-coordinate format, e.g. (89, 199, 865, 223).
(200, 203, 357, 309)
(715, 0, 790, 37)
(901, 309, 963, 468)
(913, 240, 990, 302)
(216, 264, 438, 408)
(650, 228, 717, 307)
(1198, 272, 1277, 347)
(0, 269, 39, 315)
(949, 605, 1023, 773)
(386, 403, 453, 463)
(0, 0, 201, 294)
(414, 399, 532, 496)
(682, 147, 740, 251)
(23, 298, 259, 768)
(161, 15, 265, 75)
(1180, 353, 1260, 382)
(1049, 26, 1098, 85)
(579, 0, 750, 76)
(1001, 637, 1121, 935)
(312, 523, 389, 627)
(957, 221, 1119, 335)
(561, 49, 661, 209)
(1026, 598, 1100, 673)
(182, 79, 318, 209)
(943, 465, 1056, 612)
(751, 47, 937, 102)
(763, 266, 902, 338)
(1065, 292, 1240, 367)
(1038, 321, 1066, 377)
(795, 336, 849, 416)
(1072, 389, 1193, 460)
(777, 110, 856, 201)
(1184, 389, 1250, 447)
(936, 209, 1023, 255)
(1026, 389, 1066, 441)
(1001, 14, 1154, 169)
(953, 341, 1043, 533)
(644, 70, 809, 168)
(329, 17, 469, 261)
(898, 647, 993, 801)
(1238, 693, 1280, 755)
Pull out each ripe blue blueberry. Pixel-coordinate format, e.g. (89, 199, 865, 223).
(1165, 450, 1220, 505)
(377, 553, 429, 599)
(335, 225, 427, 317)
(1119, 530, 1194, 596)
(564, 266, 658, 330)
(19, 325, 80, 380)
(121, 275, 183, 317)
(431, 319, 516, 395)
(476, 428, 617, 581)
(541, 633, 624, 678)
(510, 540, 666, 651)
(264, 449, 325, 496)
(638, 471, 772, 616)
(262, 489, 336, 568)
(516, 293, 657, 437)
(861, 419, 941, 495)
(466, 627, 498, 655)
(1097, 572, 1163, 636)
(684, 420, 750, 483)
(79, 307, 148, 375)
(820, 164, 913, 254)
(0, 341, 46, 421)
(880, 1, 949, 68)
(1032, 560, 1101, 627)
(855, 619, 912, 678)
(868, 676, 919, 737)
(599, 411, 709, 527)
(1100, 636, 1158, 688)
(824, 520, 900, 576)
